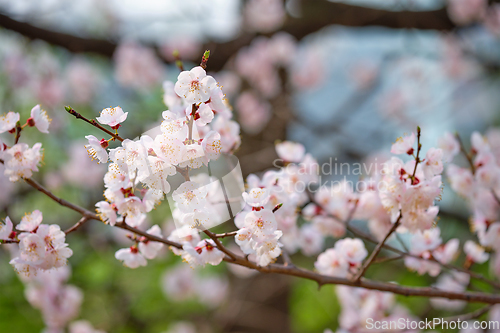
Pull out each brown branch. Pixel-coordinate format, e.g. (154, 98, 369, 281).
(14, 122, 22, 144)
(411, 127, 422, 180)
(214, 231, 237, 239)
(64, 106, 124, 142)
(64, 216, 90, 234)
(345, 223, 500, 290)
(0, 3, 455, 72)
(442, 304, 494, 322)
(204, 229, 237, 261)
(23, 177, 97, 218)
(1, 239, 19, 244)
(115, 221, 182, 249)
(12, 170, 500, 303)
(455, 132, 476, 174)
(354, 215, 402, 282)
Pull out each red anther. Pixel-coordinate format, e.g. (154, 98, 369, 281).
(120, 187, 134, 197)
(27, 117, 35, 127)
(99, 138, 109, 149)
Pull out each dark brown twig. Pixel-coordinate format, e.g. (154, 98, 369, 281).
(354, 215, 402, 282)
(64, 106, 124, 142)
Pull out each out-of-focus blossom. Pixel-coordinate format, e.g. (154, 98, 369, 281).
(447, 0, 487, 25)
(244, 0, 285, 33)
(236, 91, 272, 134)
(161, 36, 201, 61)
(66, 58, 101, 104)
(28, 104, 51, 134)
(114, 41, 164, 91)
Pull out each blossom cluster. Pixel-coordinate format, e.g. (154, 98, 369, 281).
(4, 210, 73, 277)
(0, 105, 50, 181)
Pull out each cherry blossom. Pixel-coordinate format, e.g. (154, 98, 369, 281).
(0, 217, 13, 240)
(84, 135, 108, 164)
(464, 240, 489, 264)
(3, 142, 43, 181)
(95, 201, 117, 226)
(390, 133, 415, 155)
(242, 187, 270, 207)
(172, 181, 208, 213)
(27, 104, 51, 133)
(0, 111, 20, 133)
(334, 238, 368, 265)
(138, 225, 164, 259)
(438, 132, 460, 162)
(244, 0, 285, 33)
(96, 106, 128, 128)
(276, 141, 306, 163)
(314, 248, 349, 278)
(115, 246, 147, 268)
(174, 66, 216, 104)
(183, 239, 225, 266)
(17, 210, 43, 232)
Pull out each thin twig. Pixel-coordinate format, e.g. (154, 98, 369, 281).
(354, 215, 402, 282)
(455, 132, 475, 174)
(281, 250, 295, 267)
(372, 255, 403, 265)
(203, 229, 237, 260)
(345, 222, 500, 289)
(214, 231, 237, 239)
(11, 172, 500, 303)
(491, 190, 500, 206)
(1, 239, 19, 244)
(64, 216, 90, 234)
(14, 122, 22, 144)
(442, 304, 494, 322)
(395, 233, 409, 252)
(410, 126, 422, 181)
(65, 106, 124, 142)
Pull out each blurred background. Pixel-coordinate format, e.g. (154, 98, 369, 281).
(0, 0, 499, 332)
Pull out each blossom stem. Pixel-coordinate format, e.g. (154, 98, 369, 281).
(64, 106, 124, 142)
(442, 304, 493, 322)
(455, 132, 476, 174)
(410, 126, 422, 181)
(353, 215, 402, 282)
(14, 121, 22, 144)
(203, 229, 237, 261)
(9, 169, 500, 303)
(214, 231, 238, 238)
(64, 216, 90, 235)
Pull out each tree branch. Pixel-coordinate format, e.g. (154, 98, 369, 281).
(64, 216, 90, 234)
(11, 169, 500, 304)
(0, 2, 456, 72)
(354, 215, 402, 282)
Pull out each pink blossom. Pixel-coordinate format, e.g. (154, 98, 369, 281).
(390, 133, 416, 155)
